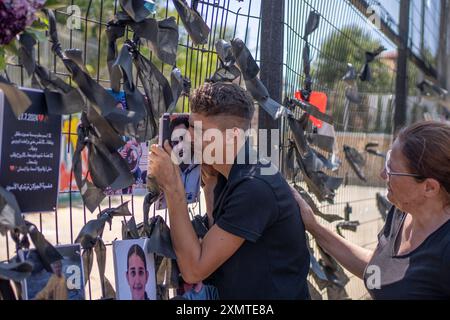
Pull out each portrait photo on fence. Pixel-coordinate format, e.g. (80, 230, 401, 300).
(112, 239, 156, 300)
(21, 244, 85, 300)
(155, 113, 201, 210)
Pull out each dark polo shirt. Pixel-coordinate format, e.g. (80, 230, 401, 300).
(207, 154, 310, 300)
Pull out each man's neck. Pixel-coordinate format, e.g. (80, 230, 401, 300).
(213, 163, 233, 179)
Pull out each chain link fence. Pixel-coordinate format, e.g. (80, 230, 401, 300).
(1, 0, 446, 300)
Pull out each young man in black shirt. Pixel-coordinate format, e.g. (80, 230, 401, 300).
(149, 82, 310, 299)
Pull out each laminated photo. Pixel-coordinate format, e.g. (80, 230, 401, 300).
(22, 244, 85, 300)
(112, 239, 156, 300)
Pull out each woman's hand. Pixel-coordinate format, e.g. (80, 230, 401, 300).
(148, 141, 182, 193)
(289, 185, 319, 232)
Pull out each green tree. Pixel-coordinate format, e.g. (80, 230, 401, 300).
(313, 25, 395, 94)
(56, 0, 227, 111)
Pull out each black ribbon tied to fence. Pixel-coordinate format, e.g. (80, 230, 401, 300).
(72, 111, 134, 212)
(0, 76, 31, 118)
(292, 184, 343, 223)
(343, 145, 367, 182)
(172, 0, 210, 46)
(18, 33, 85, 115)
(0, 186, 27, 236)
(208, 39, 241, 83)
(365, 142, 386, 158)
(44, 9, 148, 141)
(376, 192, 391, 221)
(75, 202, 131, 299)
(25, 221, 64, 273)
(108, 9, 179, 66)
(231, 38, 291, 120)
(359, 46, 386, 82)
(288, 115, 343, 203)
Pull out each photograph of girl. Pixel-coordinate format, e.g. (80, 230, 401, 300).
(113, 239, 156, 300)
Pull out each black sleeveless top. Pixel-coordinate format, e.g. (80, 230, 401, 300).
(364, 207, 450, 299)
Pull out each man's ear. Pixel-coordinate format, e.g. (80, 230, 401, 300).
(424, 178, 441, 198)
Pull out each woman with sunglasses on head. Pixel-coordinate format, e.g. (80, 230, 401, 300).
(291, 120, 450, 299)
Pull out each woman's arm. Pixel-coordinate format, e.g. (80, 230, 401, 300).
(291, 186, 373, 279)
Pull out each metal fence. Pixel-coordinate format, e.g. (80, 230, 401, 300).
(1, 0, 446, 300)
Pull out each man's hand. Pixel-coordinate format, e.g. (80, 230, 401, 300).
(148, 140, 183, 193)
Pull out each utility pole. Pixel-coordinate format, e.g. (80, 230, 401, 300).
(259, 0, 284, 157)
(438, 0, 449, 91)
(394, 0, 411, 134)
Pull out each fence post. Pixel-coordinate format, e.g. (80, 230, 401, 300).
(394, 0, 410, 134)
(438, 0, 449, 91)
(258, 0, 284, 156)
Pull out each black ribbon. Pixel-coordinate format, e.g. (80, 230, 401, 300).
(131, 17, 179, 66)
(25, 221, 63, 273)
(18, 30, 85, 115)
(172, 0, 210, 46)
(288, 115, 343, 203)
(119, 0, 152, 23)
(231, 38, 290, 120)
(283, 140, 298, 182)
(142, 194, 176, 259)
(72, 112, 134, 212)
(44, 10, 144, 140)
(122, 216, 140, 240)
(306, 133, 334, 154)
(0, 76, 31, 117)
(289, 98, 334, 125)
(191, 214, 209, 239)
(300, 11, 320, 101)
(343, 145, 367, 182)
(106, 22, 126, 93)
(295, 150, 343, 203)
(293, 184, 343, 223)
(76, 203, 129, 298)
(365, 142, 386, 158)
(359, 46, 386, 82)
(342, 63, 358, 82)
(75, 202, 132, 249)
(0, 186, 27, 236)
(208, 40, 241, 83)
(130, 42, 173, 120)
(168, 67, 191, 113)
(108, 11, 179, 66)
(316, 244, 350, 289)
(336, 221, 360, 238)
(0, 260, 32, 282)
(113, 44, 154, 141)
(376, 192, 391, 221)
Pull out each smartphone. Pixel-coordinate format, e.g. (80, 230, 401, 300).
(158, 113, 190, 148)
(156, 113, 200, 210)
